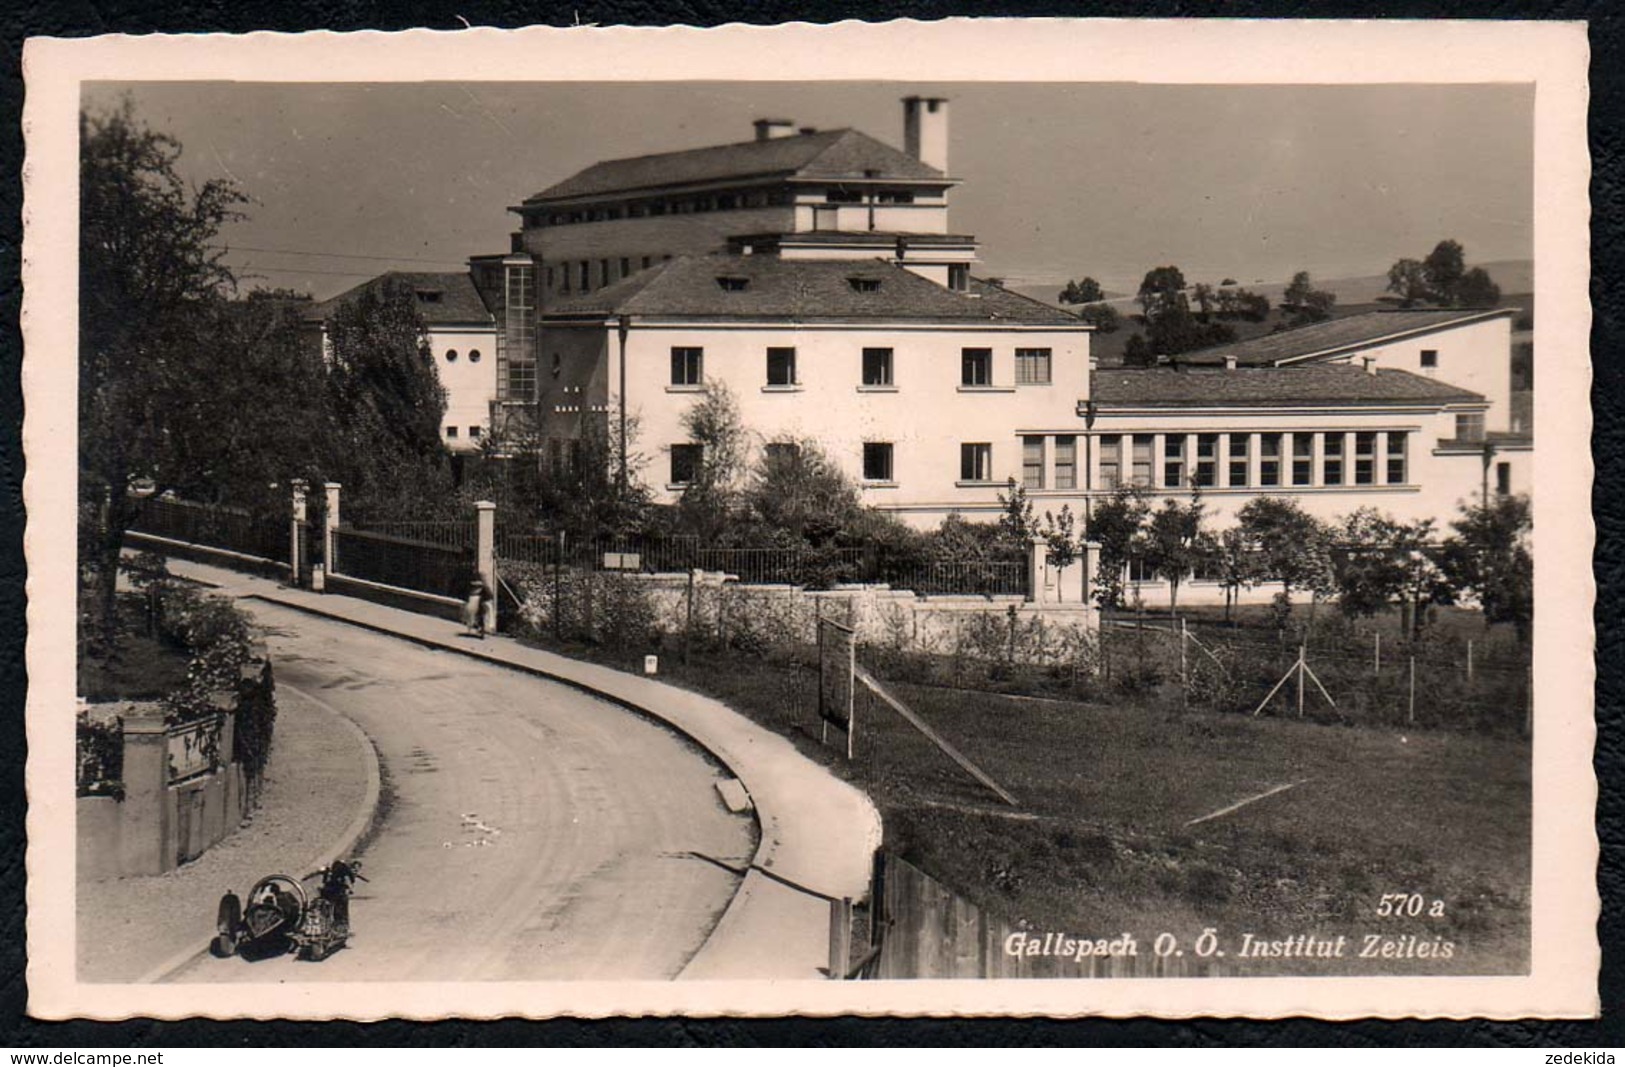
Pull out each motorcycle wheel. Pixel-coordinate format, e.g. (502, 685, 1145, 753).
(209, 932, 239, 958)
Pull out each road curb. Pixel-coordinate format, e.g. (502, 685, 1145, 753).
(236, 591, 837, 977)
(132, 682, 384, 985)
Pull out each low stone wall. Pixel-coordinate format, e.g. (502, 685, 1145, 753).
(514, 568, 1098, 664)
(125, 530, 288, 581)
(76, 648, 275, 880)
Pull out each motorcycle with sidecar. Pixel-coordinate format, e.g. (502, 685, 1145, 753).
(210, 860, 367, 962)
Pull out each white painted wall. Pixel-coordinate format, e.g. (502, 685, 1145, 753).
(427, 326, 498, 452)
(617, 320, 1090, 525)
(1310, 316, 1515, 432)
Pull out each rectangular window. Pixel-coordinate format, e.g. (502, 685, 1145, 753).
(501, 262, 536, 403)
(620, 257, 631, 278)
(1054, 436, 1077, 490)
(1195, 434, 1218, 488)
(469, 426, 482, 439)
(948, 264, 970, 292)
(961, 347, 992, 387)
(1228, 433, 1250, 487)
(599, 259, 611, 288)
(1015, 348, 1053, 385)
(1355, 432, 1377, 485)
(1322, 432, 1344, 486)
(1023, 436, 1046, 489)
(1456, 412, 1486, 442)
(670, 346, 703, 386)
(1099, 435, 1122, 490)
(1292, 432, 1315, 486)
(764, 442, 800, 465)
(642, 256, 653, 270)
(1421, 349, 1439, 369)
(1497, 461, 1511, 496)
(544, 266, 555, 290)
(960, 443, 993, 482)
(445, 426, 458, 438)
(766, 347, 797, 387)
(577, 261, 590, 291)
(863, 442, 894, 482)
(861, 347, 894, 387)
(1163, 435, 1185, 488)
(1386, 431, 1408, 484)
(670, 444, 703, 486)
(1131, 435, 1154, 487)
(1259, 433, 1282, 487)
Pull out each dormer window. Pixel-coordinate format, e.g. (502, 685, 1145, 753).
(416, 289, 443, 304)
(716, 276, 750, 292)
(847, 277, 882, 293)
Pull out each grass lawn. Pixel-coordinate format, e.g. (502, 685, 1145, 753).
(520, 629, 1530, 976)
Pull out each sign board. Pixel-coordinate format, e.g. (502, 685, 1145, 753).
(818, 618, 856, 758)
(167, 715, 222, 783)
(602, 551, 642, 571)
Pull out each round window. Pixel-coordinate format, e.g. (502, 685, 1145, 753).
(446, 349, 459, 362)
(469, 350, 482, 363)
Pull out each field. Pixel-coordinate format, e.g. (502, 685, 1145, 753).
(524, 611, 1531, 976)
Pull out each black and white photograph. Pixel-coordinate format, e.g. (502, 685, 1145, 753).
(23, 20, 1595, 1019)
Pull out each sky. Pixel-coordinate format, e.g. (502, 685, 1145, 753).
(84, 80, 1534, 301)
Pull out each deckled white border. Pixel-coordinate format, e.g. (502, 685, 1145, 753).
(22, 18, 1596, 1020)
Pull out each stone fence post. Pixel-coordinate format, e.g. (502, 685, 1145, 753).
(1081, 540, 1102, 611)
(119, 709, 171, 876)
(322, 482, 341, 587)
(289, 479, 307, 586)
(1028, 536, 1053, 605)
(476, 500, 497, 633)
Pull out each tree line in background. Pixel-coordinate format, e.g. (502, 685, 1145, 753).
(1060, 238, 1501, 368)
(1087, 486, 1532, 644)
(79, 99, 451, 645)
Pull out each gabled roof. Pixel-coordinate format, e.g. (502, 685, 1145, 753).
(540, 255, 1083, 326)
(1178, 308, 1516, 367)
(521, 129, 948, 205)
(304, 271, 496, 327)
(1091, 365, 1486, 408)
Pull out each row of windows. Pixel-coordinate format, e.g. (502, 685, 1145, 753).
(545, 255, 671, 296)
(444, 425, 484, 440)
(443, 349, 482, 364)
(667, 439, 1055, 488)
(1097, 431, 1409, 490)
(668, 346, 1055, 389)
(536, 186, 922, 228)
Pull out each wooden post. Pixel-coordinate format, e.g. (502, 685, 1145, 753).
(1297, 644, 1306, 718)
(1467, 638, 1475, 683)
(1408, 655, 1416, 724)
(684, 568, 698, 665)
(1180, 617, 1189, 710)
(828, 896, 853, 979)
(1374, 632, 1381, 675)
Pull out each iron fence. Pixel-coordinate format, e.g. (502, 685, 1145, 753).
(129, 497, 286, 562)
(880, 559, 1029, 598)
(349, 519, 476, 550)
(330, 526, 472, 599)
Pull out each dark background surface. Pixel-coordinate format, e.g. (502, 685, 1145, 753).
(1, 0, 1617, 1048)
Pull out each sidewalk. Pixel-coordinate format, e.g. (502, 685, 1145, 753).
(76, 678, 379, 983)
(163, 559, 884, 981)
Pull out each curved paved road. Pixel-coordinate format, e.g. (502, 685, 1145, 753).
(170, 600, 756, 982)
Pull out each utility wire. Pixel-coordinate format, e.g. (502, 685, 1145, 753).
(213, 243, 468, 266)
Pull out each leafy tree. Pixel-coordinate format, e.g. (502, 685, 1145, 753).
(1087, 485, 1151, 609)
(1236, 497, 1334, 624)
(79, 98, 248, 643)
(1455, 266, 1502, 308)
(322, 277, 450, 515)
(1059, 277, 1105, 305)
(1122, 333, 1155, 367)
(1040, 505, 1080, 602)
(1281, 270, 1337, 327)
(1076, 302, 1121, 333)
(1332, 509, 1453, 639)
(1211, 526, 1260, 623)
(1142, 494, 1207, 614)
(1386, 258, 1431, 307)
(676, 381, 747, 540)
(995, 479, 1039, 556)
(1440, 494, 1533, 643)
(742, 439, 862, 546)
(1190, 282, 1215, 321)
(1386, 240, 1501, 308)
(1148, 309, 1236, 357)
(1136, 265, 1188, 319)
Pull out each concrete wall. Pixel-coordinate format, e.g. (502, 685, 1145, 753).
(615, 321, 1090, 527)
(427, 325, 499, 451)
(1312, 315, 1516, 432)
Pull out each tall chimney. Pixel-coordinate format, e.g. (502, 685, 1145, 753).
(902, 96, 949, 174)
(1362, 355, 1378, 376)
(753, 118, 796, 141)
